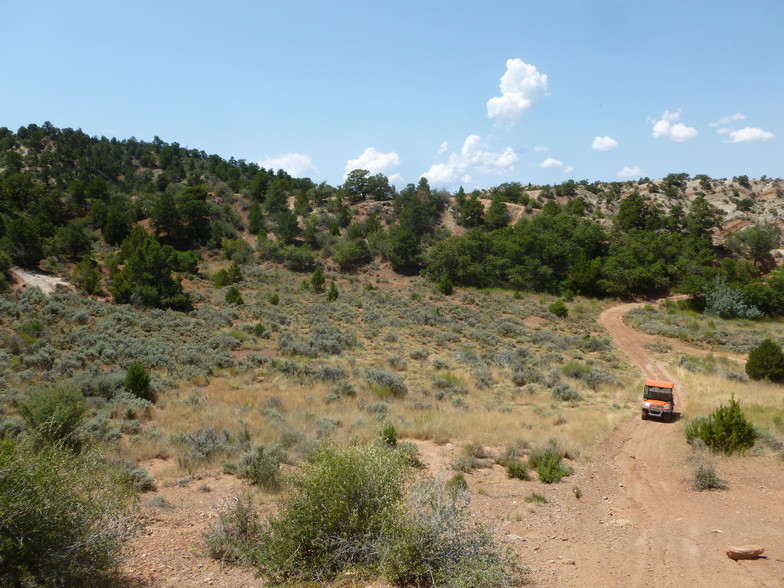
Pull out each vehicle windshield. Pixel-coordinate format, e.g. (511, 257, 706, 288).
(644, 386, 673, 402)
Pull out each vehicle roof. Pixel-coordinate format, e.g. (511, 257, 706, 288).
(644, 379, 674, 389)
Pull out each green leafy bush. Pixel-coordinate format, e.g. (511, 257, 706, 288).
(0, 441, 137, 587)
(253, 443, 410, 584)
(529, 445, 574, 484)
(548, 300, 568, 317)
(378, 422, 398, 447)
(18, 386, 85, 450)
(237, 444, 285, 491)
(505, 460, 530, 480)
(684, 396, 756, 454)
(745, 338, 784, 381)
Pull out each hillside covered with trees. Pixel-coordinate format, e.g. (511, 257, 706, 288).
(2, 123, 784, 318)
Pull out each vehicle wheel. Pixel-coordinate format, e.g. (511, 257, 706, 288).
(664, 412, 671, 423)
(641, 410, 647, 421)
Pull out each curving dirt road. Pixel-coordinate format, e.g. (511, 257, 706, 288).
(519, 302, 783, 587)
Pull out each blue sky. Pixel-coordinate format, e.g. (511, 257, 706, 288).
(2, 1, 782, 189)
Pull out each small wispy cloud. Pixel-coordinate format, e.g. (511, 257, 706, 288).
(709, 113, 745, 127)
(533, 145, 549, 152)
(651, 109, 697, 142)
(592, 136, 619, 151)
(617, 165, 641, 178)
(538, 157, 563, 168)
(724, 127, 775, 143)
(259, 153, 315, 177)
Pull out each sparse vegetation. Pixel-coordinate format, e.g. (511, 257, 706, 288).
(693, 463, 728, 491)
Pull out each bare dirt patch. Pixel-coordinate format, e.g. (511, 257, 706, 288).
(10, 267, 74, 295)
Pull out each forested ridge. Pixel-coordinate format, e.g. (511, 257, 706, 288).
(1, 122, 784, 315)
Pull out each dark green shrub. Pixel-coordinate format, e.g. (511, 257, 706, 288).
(125, 361, 154, 402)
(18, 386, 85, 450)
(438, 277, 454, 296)
(745, 338, 784, 381)
(684, 396, 756, 454)
(225, 285, 244, 305)
(548, 300, 568, 317)
(505, 460, 530, 480)
(0, 441, 137, 587)
(310, 266, 325, 292)
(327, 280, 339, 301)
(366, 367, 408, 398)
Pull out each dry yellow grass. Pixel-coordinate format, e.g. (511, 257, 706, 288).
(674, 366, 784, 429)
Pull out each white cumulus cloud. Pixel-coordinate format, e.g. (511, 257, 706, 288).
(651, 109, 698, 142)
(487, 58, 549, 126)
(437, 141, 449, 156)
(563, 166, 575, 174)
(592, 136, 619, 151)
(344, 147, 401, 177)
(724, 127, 775, 143)
(422, 135, 518, 184)
(617, 165, 641, 178)
(259, 153, 315, 177)
(538, 157, 563, 168)
(710, 113, 745, 127)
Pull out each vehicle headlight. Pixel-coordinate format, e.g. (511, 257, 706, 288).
(643, 402, 650, 407)
(664, 404, 671, 410)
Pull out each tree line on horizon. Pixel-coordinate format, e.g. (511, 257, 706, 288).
(1, 122, 783, 317)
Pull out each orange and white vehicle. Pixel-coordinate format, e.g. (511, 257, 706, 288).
(641, 380, 675, 422)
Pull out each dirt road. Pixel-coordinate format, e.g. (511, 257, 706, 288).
(514, 302, 783, 587)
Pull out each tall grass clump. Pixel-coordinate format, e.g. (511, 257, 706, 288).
(203, 494, 262, 565)
(0, 440, 137, 587)
(382, 476, 521, 587)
